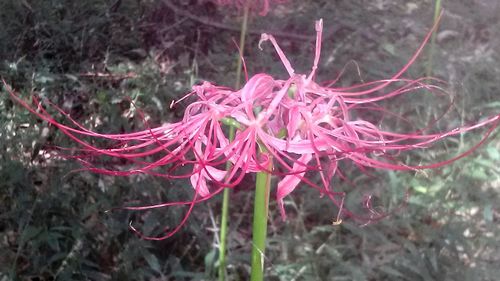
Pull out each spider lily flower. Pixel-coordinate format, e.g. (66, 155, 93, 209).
(255, 18, 500, 221)
(211, 0, 287, 16)
(4, 17, 499, 239)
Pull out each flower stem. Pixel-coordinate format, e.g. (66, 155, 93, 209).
(234, 3, 250, 89)
(218, 126, 234, 281)
(426, 0, 442, 77)
(218, 4, 250, 281)
(250, 148, 273, 281)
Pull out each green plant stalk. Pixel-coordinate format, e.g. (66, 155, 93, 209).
(234, 4, 250, 89)
(250, 148, 273, 281)
(218, 4, 250, 281)
(426, 0, 442, 77)
(218, 127, 235, 281)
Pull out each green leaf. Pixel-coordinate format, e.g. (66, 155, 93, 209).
(379, 265, 405, 278)
(470, 167, 488, 180)
(144, 253, 161, 273)
(486, 146, 500, 160)
(21, 226, 42, 242)
(413, 185, 428, 194)
(204, 248, 218, 276)
(382, 43, 396, 55)
(483, 203, 493, 222)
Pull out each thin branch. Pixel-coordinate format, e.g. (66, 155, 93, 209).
(162, 0, 316, 41)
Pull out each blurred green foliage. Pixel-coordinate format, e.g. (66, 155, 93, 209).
(1, 0, 499, 280)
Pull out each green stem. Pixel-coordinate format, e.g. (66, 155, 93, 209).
(218, 4, 250, 281)
(250, 148, 273, 281)
(426, 0, 442, 77)
(234, 3, 250, 89)
(218, 127, 234, 281)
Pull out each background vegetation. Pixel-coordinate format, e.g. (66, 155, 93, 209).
(1, 0, 499, 280)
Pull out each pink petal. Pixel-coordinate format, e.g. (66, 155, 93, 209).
(276, 153, 313, 219)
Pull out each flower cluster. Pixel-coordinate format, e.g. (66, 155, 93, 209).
(5, 19, 499, 239)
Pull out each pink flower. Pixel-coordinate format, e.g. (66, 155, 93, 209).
(4, 17, 499, 239)
(254, 18, 499, 222)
